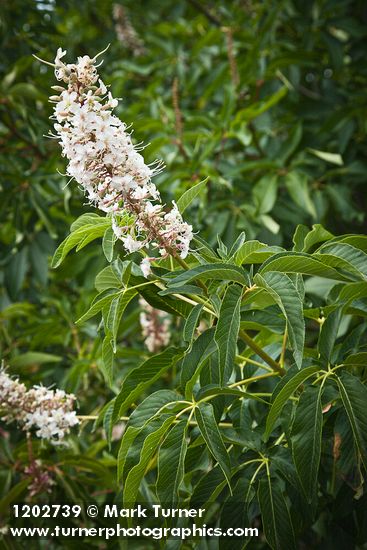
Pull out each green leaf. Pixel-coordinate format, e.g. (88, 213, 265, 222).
(253, 175, 278, 215)
(117, 425, 144, 483)
(139, 281, 193, 318)
(0, 479, 31, 514)
(106, 289, 137, 349)
(176, 177, 208, 213)
(259, 251, 351, 281)
(113, 348, 183, 421)
(183, 304, 204, 344)
(181, 328, 216, 399)
(333, 282, 367, 307)
(119, 414, 174, 484)
(285, 171, 316, 218)
(330, 235, 367, 252)
(318, 308, 342, 363)
(167, 264, 248, 287)
(308, 148, 343, 165)
(343, 352, 367, 367)
(5, 247, 28, 300)
(95, 264, 123, 292)
(52, 216, 110, 268)
(190, 466, 227, 509)
(101, 334, 114, 386)
(236, 86, 287, 121)
(102, 226, 117, 262)
(8, 352, 62, 368)
(70, 213, 102, 232)
(291, 385, 323, 501)
(260, 214, 280, 234)
(128, 390, 182, 428)
(254, 272, 305, 367)
(215, 284, 242, 385)
(123, 416, 175, 509)
(228, 231, 247, 257)
(265, 366, 319, 439)
(234, 240, 282, 265)
(76, 290, 120, 324)
(317, 243, 367, 279)
(258, 477, 296, 550)
(157, 420, 188, 505)
(293, 224, 334, 253)
(337, 372, 367, 469)
(195, 402, 232, 491)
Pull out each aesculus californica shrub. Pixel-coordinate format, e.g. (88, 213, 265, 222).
(2, 46, 365, 548)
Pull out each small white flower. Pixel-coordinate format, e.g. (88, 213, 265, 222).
(121, 234, 144, 253)
(54, 47, 66, 66)
(140, 257, 151, 278)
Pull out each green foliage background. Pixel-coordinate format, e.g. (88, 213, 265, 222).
(0, 1, 367, 549)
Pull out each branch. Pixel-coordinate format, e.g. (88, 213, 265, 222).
(239, 329, 285, 375)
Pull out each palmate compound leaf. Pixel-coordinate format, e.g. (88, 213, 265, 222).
(337, 371, 367, 470)
(195, 402, 232, 492)
(291, 385, 323, 502)
(156, 420, 188, 505)
(265, 366, 320, 440)
(254, 271, 305, 367)
(214, 284, 242, 386)
(258, 477, 296, 550)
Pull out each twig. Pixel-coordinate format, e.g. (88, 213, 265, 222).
(239, 329, 284, 375)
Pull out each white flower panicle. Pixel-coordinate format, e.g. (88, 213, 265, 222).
(139, 298, 171, 353)
(48, 48, 193, 264)
(0, 370, 79, 444)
